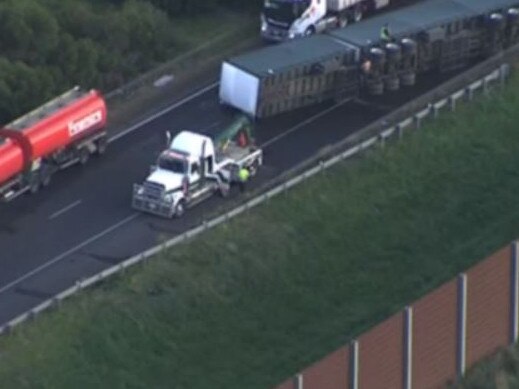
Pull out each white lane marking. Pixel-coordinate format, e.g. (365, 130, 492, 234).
(108, 82, 220, 143)
(0, 213, 139, 295)
(260, 101, 348, 149)
(49, 200, 82, 220)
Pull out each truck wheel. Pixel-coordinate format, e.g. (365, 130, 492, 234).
(29, 177, 40, 194)
(248, 159, 260, 177)
(174, 200, 186, 218)
(219, 183, 230, 198)
(78, 148, 90, 165)
(304, 26, 315, 36)
(96, 137, 108, 155)
(338, 16, 348, 28)
(40, 167, 52, 188)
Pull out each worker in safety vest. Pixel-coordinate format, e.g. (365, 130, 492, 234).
(380, 23, 392, 42)
(238, 166, 250, 193)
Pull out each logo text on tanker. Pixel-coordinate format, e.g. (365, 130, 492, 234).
(68, 110, 103, 137)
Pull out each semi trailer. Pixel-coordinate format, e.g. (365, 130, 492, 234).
(261, 0, 391, 41)
(132, 116, 263, 218)
(0, 87, 107, 201)
(222, 0, 519, 118)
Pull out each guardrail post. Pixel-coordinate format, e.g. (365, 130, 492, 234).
(448, 96, 456, 112)
(319, 160, 325, 173)
(500, 64, 510, 88)
(397, 124, 404, 140)
(465, 87, 474, 101)
(379, 132, 386, 148)
(483, 79, 489, 95)
(413, 115, 421, 130)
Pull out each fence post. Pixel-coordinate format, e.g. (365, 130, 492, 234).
(404, 306, 414, 389)
(511, 241, 519, 343)
(457, 273, 468, 377)
(350, 340, 359, 389)
(293, 373, 303, 389)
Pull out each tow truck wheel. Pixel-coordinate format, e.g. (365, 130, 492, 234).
(248, 160, 260, 177)
(304, 26, 315, 36)
(174, 200, 186, 218)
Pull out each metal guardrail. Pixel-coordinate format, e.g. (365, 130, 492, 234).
(0, 62, 511, 336)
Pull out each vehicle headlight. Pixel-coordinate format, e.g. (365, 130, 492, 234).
(288, 32, 296, 39)
(137, 187, 145, 196)
(164, 193, 174, 203)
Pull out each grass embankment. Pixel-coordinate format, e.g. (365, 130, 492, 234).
(2, 73, 519, 388)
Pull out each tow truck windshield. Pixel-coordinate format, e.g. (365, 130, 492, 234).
(158, 155, 186, 174)
(264, 0, 311, 25)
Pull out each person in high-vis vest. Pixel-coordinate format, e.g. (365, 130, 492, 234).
(238, 166, 250, 193)
(380, 23, 391, 42)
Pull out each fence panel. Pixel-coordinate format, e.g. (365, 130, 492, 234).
(358, 312, 404, 389)
(466, 245, 512, 367)
(412, 279, 458, 389)
(302, 346, 350, 389)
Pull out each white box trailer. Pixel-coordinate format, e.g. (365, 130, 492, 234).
(219, 63, 261, 118)
(219, 35, 359, 118)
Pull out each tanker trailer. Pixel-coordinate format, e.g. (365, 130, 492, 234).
(0, 86, 108, 201)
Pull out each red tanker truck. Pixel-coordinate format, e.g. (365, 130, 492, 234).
(0, 86, 107, 201)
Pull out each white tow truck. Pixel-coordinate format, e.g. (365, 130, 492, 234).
(261, 0, 391, 41)
(132, 116, 263, 218)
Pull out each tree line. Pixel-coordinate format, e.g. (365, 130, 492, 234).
(0, 0, 262, 122)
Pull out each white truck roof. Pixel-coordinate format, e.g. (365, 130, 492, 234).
(170, 131, 215, 160)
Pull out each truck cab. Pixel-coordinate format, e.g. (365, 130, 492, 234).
(133, 119, 263, 218)
(261, 0, 387, 42)
(261, 0, 327, 41)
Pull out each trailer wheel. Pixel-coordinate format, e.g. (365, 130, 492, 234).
(338, 16, 348, 28)
(353, 6, 363, 23)
(174, 200, 186, 218)
(78, 148, 90, 165)
(384, 76, 400, 92)
(96, 137, 108, 155)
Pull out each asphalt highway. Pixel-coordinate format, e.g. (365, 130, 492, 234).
(0, 71, 459, 325)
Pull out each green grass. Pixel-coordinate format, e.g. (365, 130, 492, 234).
(453, 344, 519, 388)
(2, 72, 519, 389)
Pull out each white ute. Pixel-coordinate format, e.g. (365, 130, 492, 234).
(133, 117, 262, 218)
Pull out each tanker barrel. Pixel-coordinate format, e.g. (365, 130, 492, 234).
(0, 129, 33, 171)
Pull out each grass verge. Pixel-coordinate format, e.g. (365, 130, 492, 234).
(1, 72, 519, 388)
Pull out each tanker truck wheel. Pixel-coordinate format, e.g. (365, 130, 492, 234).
(78, 147, 90, 165)
(40, 166, 52, 188)
(29, 176, 40, 194)
(96, 137, 108, 155)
